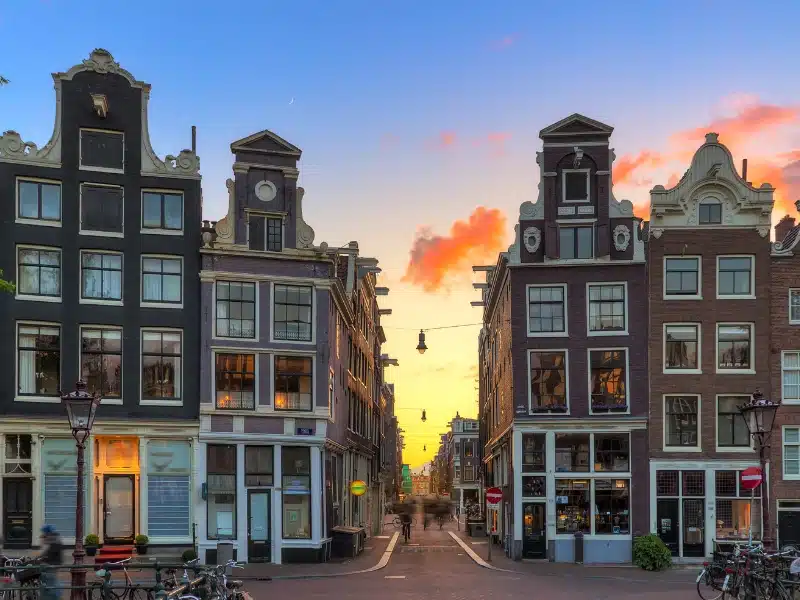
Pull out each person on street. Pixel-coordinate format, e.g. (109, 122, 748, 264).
(38, 524, 63, 600)
(400, 510, 412, 543)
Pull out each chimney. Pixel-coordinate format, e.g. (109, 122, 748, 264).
(191, 126, 197, 153)
(742, 158, 748, 183)
(776, 214, 796, 243)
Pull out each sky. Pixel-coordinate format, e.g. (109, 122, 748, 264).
(3, 1, 800, 467)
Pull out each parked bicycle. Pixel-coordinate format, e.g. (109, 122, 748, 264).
(89, 557, 153, 600)
(0, 555, 41, 600)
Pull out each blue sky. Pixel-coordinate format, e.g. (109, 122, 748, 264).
(2, 0, 799, 464)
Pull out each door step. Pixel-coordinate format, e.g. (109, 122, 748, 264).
(94, 545, 135, 562)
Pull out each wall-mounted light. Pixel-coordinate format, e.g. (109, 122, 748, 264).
(416, 330, 428, 354)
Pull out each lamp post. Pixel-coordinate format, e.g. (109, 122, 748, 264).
(61, 381, 102, 600)
(739, 389, 779, 550)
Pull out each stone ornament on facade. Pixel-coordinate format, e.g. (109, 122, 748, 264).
(523, 226, 542, 254)
(613, 224, 631, 251)
(519, 200, 543, 220)
(758, 226, 770, 238)
(255, 180, 277, 202)
(295, 187, 316, 249)
(213, 179, 236, 247)
(650, 227, 664, 239)
(0, 130, 52, 163)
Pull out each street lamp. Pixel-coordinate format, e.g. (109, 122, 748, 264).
(739, 389, 780, 549)
(416, 330, 428, 354)
(61, 380, 101, 600)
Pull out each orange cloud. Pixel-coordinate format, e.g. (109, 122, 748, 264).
(672, 102, 800, 148)
(438, 131, 457, 147)
(403, 207, 507, 292)
(428, 131, 512, 155)
(613, 150, 665, 186)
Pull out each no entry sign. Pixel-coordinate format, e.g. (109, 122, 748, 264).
(486, 487, 503, 505)
(740, 466, 763, 490)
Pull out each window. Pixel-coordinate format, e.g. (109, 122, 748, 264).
(664, 257, 700, 297)
(555, 433, 590, 472)
(141, 330, 182, 402)
(522, 434, 546, 471)
(5, 435, 32, 474)
(664, 324, 700, 371)
(454, 466, 461, 481)
(215, 354, 256, 410)
(464, 441, 474, 458)
(80, 327, 122, 399)
(790, 290, 800, 324)
(81, 252, 122, 302)
(273, 285, 313, 341)
(783, 352, 800, 402)
(80, 184, 123, 233)
(588, 284, 626, 333)
(207, 445, 236, 539)
(248, 216, 283, 252)
(717, 257, 753, 297)
(717, 324, 753, 371)
(595, 479, 631, 534)
(17, 324, 60, 397)
(589, 350, 627, 411)
(715, 471, 761, 540)
(147, 441, 191, 538)
(80, 129, 124, 171)
(783, 428, 800, 478)
(560, 226, 593, 259)
(717, 396, 750, 448)
(215, 282, 256, 338)
(529, 351, 568, 412)
(142, 191, 183, 231)
(699, 201, 722, 225)
(594, 434, 630, 472)
(527, 285, 566, 334)
(555, 480, 590, 534)
(664, 396, 699, 448)
(17, 179, 60, 223)
(17, 247, 61, 298)
(245, 446, 274, 486)
(282, 447, 311, 539)
(274, 356, 313, 411)
(562, 169, 590, 202)
(142, 256, 182, 305)
(463, 466, 474, 482)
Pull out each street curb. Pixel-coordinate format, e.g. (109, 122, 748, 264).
(267, 532, 400, 580)
(448, 531, 517, 573)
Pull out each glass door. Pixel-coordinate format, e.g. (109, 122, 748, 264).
(104, 475, 135, 543)
(522, 502, 547, 559)
(248, 490, 271, 562)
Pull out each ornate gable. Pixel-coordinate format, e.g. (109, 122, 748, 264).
(230, 130, 302, 157)
(539, 113, 614, 138)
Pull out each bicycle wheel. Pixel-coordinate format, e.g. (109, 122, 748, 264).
(696, 566, 725, 600)
(87, 582, 106, 600)
(128, 586, 154, 600)
(392, 516, 401, 528)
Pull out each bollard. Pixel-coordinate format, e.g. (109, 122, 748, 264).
(574, 531, 584, 564)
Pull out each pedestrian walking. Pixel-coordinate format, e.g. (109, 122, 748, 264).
(400, 511, 412, 543)
(38, 525, 63, 600)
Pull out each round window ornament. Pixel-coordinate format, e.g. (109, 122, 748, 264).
(255, 180, 277, 202)
(613, 224, 631, 252)
(523, 226, 541, 254)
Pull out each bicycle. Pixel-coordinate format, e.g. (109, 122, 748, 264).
(0, 556, 40, 600)
(392, 515, 416, 528)
(89, 557, 153, 600)
(197, 560, 248, 600)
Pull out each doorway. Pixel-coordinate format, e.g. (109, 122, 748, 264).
(778, 505, 800, 549)
(248, 490, 271, 562)
(522, 502, 546, 559)
(3, 479, 32, 548)
(104, 475, 135, 543)
(656, 499, 679, 556)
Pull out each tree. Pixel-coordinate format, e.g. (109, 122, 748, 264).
(0, 76, 8, 85)
(0, 271, 14, 294)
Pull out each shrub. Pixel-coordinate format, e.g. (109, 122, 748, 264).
(85, 534, 100, 546)
(134, 534, 149, 545)
(182, 549, 198, 563)
(632, 534, 672, 571)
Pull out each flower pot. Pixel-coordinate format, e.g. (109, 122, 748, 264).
(86, 546, 98, 557)
(135, 544, 148, 555)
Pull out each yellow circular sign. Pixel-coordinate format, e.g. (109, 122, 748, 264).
(350, 480, 367, 496)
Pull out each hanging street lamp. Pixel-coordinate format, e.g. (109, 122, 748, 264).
(416, 330, 428, 354)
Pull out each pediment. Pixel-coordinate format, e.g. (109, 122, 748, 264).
(539, 113, 614, 138)
(230, 129, 302, 157)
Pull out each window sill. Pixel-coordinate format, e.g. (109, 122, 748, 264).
(16, 218, 61, 228)
(101, 398, 123, 405)
(527, 331, 569, 338)
(15, 294, 61, 303)
(663, 368, 702, 375)
(716, 294, 756, 300)
(562, 199, 591, 204)
(789, 321, 800, 326)
(15, 395, 61, 403)
(530, 406, 569, 414)
(140, 399, 183, 406)
(80, 298, 123, 306)
(141, 302, 184, 309)
(79, 230, 124, 238)
(716, 446, 755, 453)
(212, 335, 259, 343)
(213, 407, 257, 412)
(663, 294, 702, 301)
(590, 405, 629, 414)
(780, 399, 800, 405)
(79, 165, 124, 174)
(270, 338, 316, 345)
(663, 446, 702, 452)
(588, 330, 629, 337)
(781, 474, 800, 481)
(140, 229, 184, 236)
(716, 369, 756, 375)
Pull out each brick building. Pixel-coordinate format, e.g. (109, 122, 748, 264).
(647, 133, 774, 559)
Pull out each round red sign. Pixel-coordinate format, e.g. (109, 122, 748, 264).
(486, 487, 503, 505)
(740, 466, 763, 491)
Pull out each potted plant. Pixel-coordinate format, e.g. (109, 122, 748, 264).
(134, 534, 149, 555)
(84, 534, 99, 557)
(182, 549, 198, 563)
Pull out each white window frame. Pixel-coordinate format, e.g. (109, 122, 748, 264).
(463, 465, 474, 482)
(782, 426, 800, 480)
(586, 281, 628, 337)
(78, 324, 124, 405)
(663, 255, 702, 300)
(140, 254, 184, 309)
(211, 349, 259, 412)
(716, 255, 755, 300)
(553, 476, 632, 539)
(561, 168, 591, 203)
(789, 289, 800, 325)
(15, 320, 62, 404)
(15, 177, 62, 227)
(527, 349, 570, 415)
(16, 244, 63, 303)
(79, 182, 124, 238)
(212, 279, 260, 341)
(79, 128, 125, 174)
(454, 466, 461, 481)
(781, 351, 800, 404)
(272, 354, 316, 415)
(662, 394, 701, 452)
(662, 322, 702, 374)
(141, 188, 185, 236)
(139, 327, 184, 407)
(526, 283, 569, 338)
(587, 347, 630, 415)
(269, 281, 316, 345)
(715, 394, 755, 453)
(79, 250, 123, 307)
(698, 199, 723, 225)
(716, 322, 755, 374)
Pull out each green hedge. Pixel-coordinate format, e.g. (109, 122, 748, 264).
(632, 534, 672, 571)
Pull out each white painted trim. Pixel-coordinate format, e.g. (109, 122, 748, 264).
(140, 188, 185, 235)
(662, 393, 702, 452)
(78, 182, 124, 237)
(782, 426, 800, 480)
(211, 349, 259, 412)
(78, 324, 124, 403)
(140, 254, 184, 309)
(199, 270, 333, 287)
(15, 244, 63, 303)
(781, 350, 800, 404)
(525, 283, 569, 337)
(139, 326, 184, 406)
(716, 255, 756, 300)
(585, 281, 629, 337)
(714, 394, 755, 453)
(663, 255, 702, 300)
(789, 290, 800, 325)
(78, 249, 124, 306)
(587, 347, 631, 415)
(14, 320, 62, 404)
(78, 128, 125, 174)
(269, 281, 316, 345)
(715, 322, 756, 374)
(527, 349, 570, 415)
(662, 322, 702, 374)
(211, 279, 260, 342)
(561, 168, 591, 203)
(15, 176, 62, 226)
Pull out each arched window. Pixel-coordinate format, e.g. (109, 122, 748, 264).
(699, 199, 722, 224)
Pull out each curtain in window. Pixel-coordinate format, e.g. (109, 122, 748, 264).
(18, 330, 36, 394)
